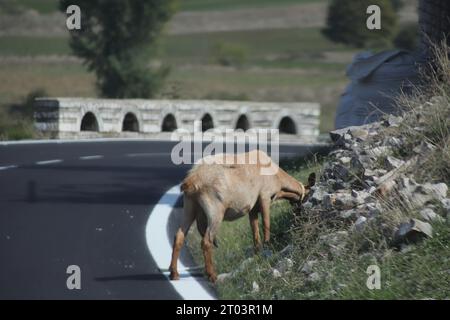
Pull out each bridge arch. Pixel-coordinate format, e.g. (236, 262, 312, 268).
(80, 112, 99, 132)
(235, 114, 250, 131)
(122, 112, 139, 132)
(278, 116, 297, 134)
(162, 113, 178, 132)
(201, 113, 214, 132)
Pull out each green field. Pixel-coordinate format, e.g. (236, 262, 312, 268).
(0, 36, 70, 56)
(14, 0, 59, 13)
(12, 0, 326, 14)
(0, 0, 352, 137)
(180, 0, 325, 12)
(0, 27, 350, 133)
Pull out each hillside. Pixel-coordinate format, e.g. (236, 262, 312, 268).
(188, 46, 450, 299)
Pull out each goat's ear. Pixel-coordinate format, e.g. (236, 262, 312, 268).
(307, 172, 316, 188)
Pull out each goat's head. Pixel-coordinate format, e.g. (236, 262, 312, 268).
(289, 172, 316, 205)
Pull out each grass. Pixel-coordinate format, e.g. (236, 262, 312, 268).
(0, 36, 70, 56)
(185, 156, 325, 298)
(0, 62, 95, 106)
(15, 0, 59, 13)
(180, 0, 326, 12)
(0, 27, 351, 134)
(10, 0, 326, 14)
(185, 45, 450, 300)
(162, 27, 353, 66)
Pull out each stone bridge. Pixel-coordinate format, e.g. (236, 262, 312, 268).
(34, 98, 320, 140)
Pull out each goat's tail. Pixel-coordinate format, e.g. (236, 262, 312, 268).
(180, 176, 200, 194)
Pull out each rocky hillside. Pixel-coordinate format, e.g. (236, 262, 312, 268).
(310, 113, 448, 251)
(214, 47, 450, 299)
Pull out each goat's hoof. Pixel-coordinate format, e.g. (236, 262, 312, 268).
(169, 272, 180, 281)
(208, 274, 217, 283)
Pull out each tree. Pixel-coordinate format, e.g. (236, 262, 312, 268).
(59, 0, 177, 98)
(322, 0, 397, 48)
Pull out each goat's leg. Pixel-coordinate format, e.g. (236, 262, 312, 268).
(198, 196, 224, 283)
(249, 210, 262, 252)
(169, 196, 196, 281)
(201, 234, 217, 283)
(260, 197, 271, 244)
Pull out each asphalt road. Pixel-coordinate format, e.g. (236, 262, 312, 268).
(0, 140, 328, 299)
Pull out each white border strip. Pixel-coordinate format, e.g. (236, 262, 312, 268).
(36, 159, 63, 165)
(0, 138, 329, 147)
(145, 184, 215, 300)
(79, 155, 104, 160)
(0, 165, 17, 171)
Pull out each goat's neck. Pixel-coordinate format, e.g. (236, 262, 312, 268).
(277, 168, 301, 193)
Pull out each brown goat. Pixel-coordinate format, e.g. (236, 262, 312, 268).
(169, 150, 315, 283)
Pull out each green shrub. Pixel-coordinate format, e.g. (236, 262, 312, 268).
(212, 42, 248, 67)
(394, 23, 419, 51)
(0, 89, 46, 141)
(59, 0, 177, 98)
(322, 0, 398, 48)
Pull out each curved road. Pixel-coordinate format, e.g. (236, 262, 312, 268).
(0, 140, 327, 299)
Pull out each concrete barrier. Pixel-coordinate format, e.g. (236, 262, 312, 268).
(34, 98, 320, 140)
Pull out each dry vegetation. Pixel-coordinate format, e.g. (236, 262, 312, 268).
(189, 45, 450, 299)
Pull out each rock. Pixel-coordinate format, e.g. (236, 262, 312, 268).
(330, 128, 350, 145)
(339, 156, 351, 164)
(365, 202, 382, 216)
(413, 141, 436, 154)
(340, 209, 358, 219)
(236, 257, 254, 274)
(351, 156, 370, 176)
(333, 179, 348, 190)
(333, 164, 351, 181)
(302, 201, 313, 210)
(349, 127, 369, 141)
(335, 192, 356, 210)
(401, 182, 449, 208)
(251, 281, 260, 294)
(386, 114, 402, 127)
(262, 248, 273, 259)
(420, 208, 444, 222)
(351, 190, 371, 205)
(354, 216, 367, 232)
(279, 244, 293, 257)
(216, 273, 233, 284)
(393, 219, 433, 246)
(323, 194, 336, 210)
(421, 183, 448, 201)
(301, 260, 318, 274)
(275, 258, 294, 274)
(385, 156, 405, 170)
(365, 146, 391, 158)
(377, 180, 396, 197)
(387, 136, 403, 148)
(271, 268, 282, 278)
(364, 169, 378, 181)
(441, 198, 450, 215)
(368, 186, 377, 194)
(308, 272, 321, 282)
(310, 186, 326, 205)
(400, 244, 414, 254)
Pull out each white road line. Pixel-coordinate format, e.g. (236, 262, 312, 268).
(79, 155, 104, 160)
(36, 159, 63, 165)
(126, 153, 166, 158)
(145, 184, 215, 300)
(0, 165, 18, 171)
